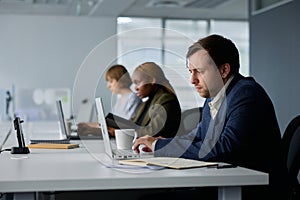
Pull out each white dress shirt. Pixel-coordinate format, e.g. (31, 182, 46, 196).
(208, 75, 234, 119)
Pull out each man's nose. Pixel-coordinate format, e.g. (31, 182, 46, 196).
(190, 72, 198, 84)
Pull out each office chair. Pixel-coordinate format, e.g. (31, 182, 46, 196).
(177, 107, 202, 135)
(282, 115, 300, 199)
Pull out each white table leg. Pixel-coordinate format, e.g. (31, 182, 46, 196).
(218, 186, 241, 200)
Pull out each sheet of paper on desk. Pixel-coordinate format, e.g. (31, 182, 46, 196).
(105, 164, 164, 171)
(119, 157, 218, 169)
(96, 153, 164, 172)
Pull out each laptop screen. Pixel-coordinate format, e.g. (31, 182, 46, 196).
(0, 124, 12, 151)
(29, 100, 70, 144)
(56, 100, 68, 139)
(94, 97, 114, 158)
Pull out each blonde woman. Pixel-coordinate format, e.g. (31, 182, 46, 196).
(130, 62, 181, 138)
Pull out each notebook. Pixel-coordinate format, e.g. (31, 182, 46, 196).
(119, 157, 218, 169)
(105, 112, 136, 129)
(95, 97, 139, 160)
(30, 100, 70, 144)
(28, 143, 79, 149)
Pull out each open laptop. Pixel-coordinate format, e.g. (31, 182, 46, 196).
(76, 99, 95, 123)
(30, 100, 70, 144)
(95, 97, 139, 160)
(0, 124, 13, 152)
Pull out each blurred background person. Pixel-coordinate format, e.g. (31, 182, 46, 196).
(106, 64, 141, 119)
(77, 64, 141, 136)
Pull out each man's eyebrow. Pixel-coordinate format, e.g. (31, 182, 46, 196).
(189, 65, 205, 71)
(187, 59, 197, 69)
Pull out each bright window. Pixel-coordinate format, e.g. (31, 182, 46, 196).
(117, 17, 249, 110)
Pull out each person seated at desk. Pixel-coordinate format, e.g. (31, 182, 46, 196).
(106, 64, 142, 119)
(78, 62, 181, 138)
(133, 34, 290, 199)
(117, 61, 181, 138)
(77, 64, 141, 136)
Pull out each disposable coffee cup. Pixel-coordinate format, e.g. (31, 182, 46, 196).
(115, 129, 136, 150)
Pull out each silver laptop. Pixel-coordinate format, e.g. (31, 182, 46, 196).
(30, 100, 70, 144)
(95, 97, 139, 160)
(76, 99, 94, 123)
(0, 124, 13, 152)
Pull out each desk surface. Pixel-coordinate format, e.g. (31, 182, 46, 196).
(0, 139, 268, 193)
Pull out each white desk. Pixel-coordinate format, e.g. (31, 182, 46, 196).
(0, 140, 268, 200)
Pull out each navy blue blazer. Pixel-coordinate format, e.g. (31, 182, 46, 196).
(155, 73, 288, 195)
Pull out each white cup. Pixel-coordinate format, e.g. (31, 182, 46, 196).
(115, 129, 136, 150)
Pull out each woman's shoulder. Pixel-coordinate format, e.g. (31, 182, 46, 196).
(152, 87, 178, 103)
(128, 91, 140, 100)
(126, 92, 142, 106)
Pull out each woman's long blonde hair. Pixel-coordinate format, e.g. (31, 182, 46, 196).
(133, 62, 175, 94)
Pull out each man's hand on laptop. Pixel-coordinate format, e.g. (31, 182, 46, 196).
(133, 135, 164, 154)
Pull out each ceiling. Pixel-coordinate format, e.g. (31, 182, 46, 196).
(0, 0, 249, 20)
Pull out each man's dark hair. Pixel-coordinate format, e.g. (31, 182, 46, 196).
(186, 34, 240, 75)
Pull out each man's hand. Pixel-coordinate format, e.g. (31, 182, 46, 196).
(133, 135, 158, 154)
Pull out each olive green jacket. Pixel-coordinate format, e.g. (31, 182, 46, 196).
(132, 87, 181, 138)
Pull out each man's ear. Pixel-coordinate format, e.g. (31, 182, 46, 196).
(151, 77, 156, 84)
(220, 63, 231, 79)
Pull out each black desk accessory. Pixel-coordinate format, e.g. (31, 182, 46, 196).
(11, 117, 30, 154)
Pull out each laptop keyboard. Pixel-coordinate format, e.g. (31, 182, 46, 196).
(114, 149, 135, 155)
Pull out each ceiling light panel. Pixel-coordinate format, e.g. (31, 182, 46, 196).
(184, 0, 230, 8)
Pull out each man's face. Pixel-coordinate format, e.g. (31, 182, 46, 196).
(188, 50, 224, 98)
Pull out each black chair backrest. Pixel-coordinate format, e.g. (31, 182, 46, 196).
(282, 115, 300, 188)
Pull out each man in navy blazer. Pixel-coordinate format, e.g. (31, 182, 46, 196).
(134, 34, 290, 199)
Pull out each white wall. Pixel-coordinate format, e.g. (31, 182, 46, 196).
(0, 15, 117, 119)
